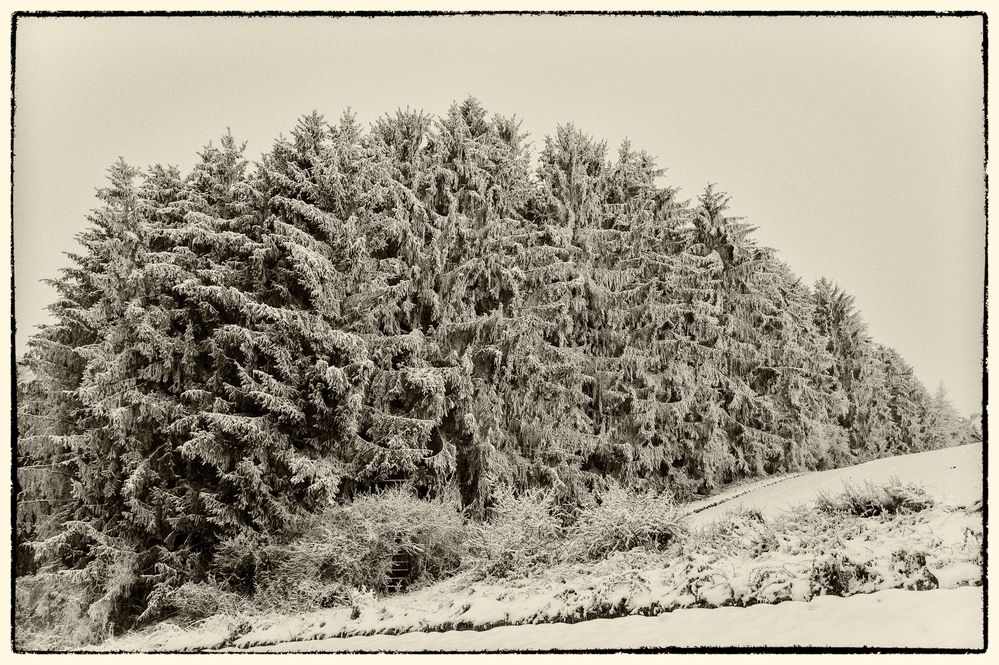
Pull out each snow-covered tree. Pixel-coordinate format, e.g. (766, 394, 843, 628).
(16, 101, 965, 634)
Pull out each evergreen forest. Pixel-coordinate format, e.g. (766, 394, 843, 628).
(15, 98, 979, 641)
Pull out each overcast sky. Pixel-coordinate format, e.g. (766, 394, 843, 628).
(12, 14, 985, 415)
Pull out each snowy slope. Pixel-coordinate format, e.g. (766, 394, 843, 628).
(686, 442, 983, 529)
(243, 587, 983, 651)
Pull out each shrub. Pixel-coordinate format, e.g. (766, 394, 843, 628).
(212, 531, 266, 597)
(316, 485, 470, 590)
(210, 486, 471, 612)
(162, 582, 247, 625)
(963, 527, 984, 566)
(467, 485, 567, 579)
(697, 506, 778, 558)
(566, 484, 685, 561)
(891, 549, 938, 591)
(467, 483, 687, 579)
(809, 553, 867, 596)
(815, 478, 933, 517)
(15, 572, 107, 650)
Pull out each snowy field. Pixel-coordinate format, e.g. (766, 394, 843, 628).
(103, 443, 984, 653)
(243, 587, 983, 651)
(685, 443, 983, 528)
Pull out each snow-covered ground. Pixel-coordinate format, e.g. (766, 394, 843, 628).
(101, 443, 984, 652)
(686, 443, 982, 528)
(243, 587, 983, 651)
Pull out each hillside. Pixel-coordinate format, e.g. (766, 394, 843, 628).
(685, 442, 983, 527)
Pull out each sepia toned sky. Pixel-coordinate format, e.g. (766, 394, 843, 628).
(12, 14, 985, 415)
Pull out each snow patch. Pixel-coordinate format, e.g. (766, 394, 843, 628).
(242, 587, 983, 651)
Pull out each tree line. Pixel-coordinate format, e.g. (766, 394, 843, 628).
(15, 98, 978, 630)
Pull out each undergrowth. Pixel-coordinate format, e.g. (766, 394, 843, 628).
(814, 478, 934, 517)
(20, 477, 978, 652)
(466, 482, 683, 580)
(17, 481, 682, 650)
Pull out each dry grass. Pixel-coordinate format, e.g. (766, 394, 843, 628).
(566, 484, 684, 561)
(815, 477, 934, 517)
(465, 483, 685, 579)
(466, 486, 567, 579)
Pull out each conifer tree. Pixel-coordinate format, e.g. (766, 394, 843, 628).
(688, 187, 846, 484)
(923, 383, 965, 450)
(423, 99, 538, 510)
(18, 157, 181, 630)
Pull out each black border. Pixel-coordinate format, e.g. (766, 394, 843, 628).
(983, 8, 992, 660)
(7, 5, 15, 658)
(5, 9, 994, 17)
(8, 9, 990, 656)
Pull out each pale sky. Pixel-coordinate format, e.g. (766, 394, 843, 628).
(12, 14, 986, 415)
